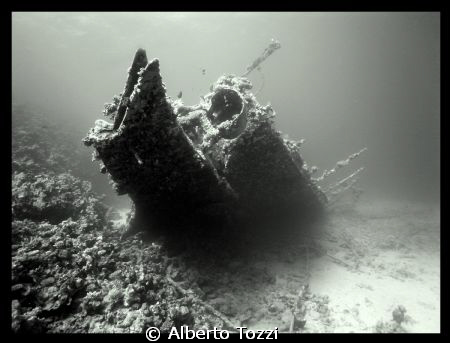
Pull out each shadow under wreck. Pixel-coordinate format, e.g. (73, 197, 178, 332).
(84, 48, 327, 250)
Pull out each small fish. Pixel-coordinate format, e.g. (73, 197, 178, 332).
(202, 68, 206, 75)
(177, 91, 182, 99)
(134, 151, 143, 165)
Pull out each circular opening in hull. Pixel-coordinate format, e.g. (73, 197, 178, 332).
(208, 88, 243, 124)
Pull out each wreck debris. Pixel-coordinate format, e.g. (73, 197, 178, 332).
(113, 48, 148, 130)
(311, 148, 367, 207)
(325, 170, 364, 206)
(241, 39, 281, 77)
(325, 167, 364, 193)
(84, 45, 365, 240)
(86, 58, 247, 237)
(165, 261, 238, 331)
(290, 284, 309, 332)
(314, 148, 367, 183)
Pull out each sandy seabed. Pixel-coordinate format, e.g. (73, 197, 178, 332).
(233, 198, 440, 333)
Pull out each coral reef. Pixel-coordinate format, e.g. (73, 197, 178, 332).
(12, 104, 91, 177)
(12, 172, 103, 224)
(374, 305, 410, 333)
(11, 216, 227, 333)
(11, 105, 224, 333)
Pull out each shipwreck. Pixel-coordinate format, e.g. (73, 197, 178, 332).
(84, 41, 365, 244)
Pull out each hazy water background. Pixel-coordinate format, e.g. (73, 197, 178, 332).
(12, 12, 440, 207)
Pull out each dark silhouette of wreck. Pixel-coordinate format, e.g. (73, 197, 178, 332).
(84, 48, 327, 246)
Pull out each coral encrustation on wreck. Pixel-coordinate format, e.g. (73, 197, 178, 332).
(84, 49, 326, 239)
